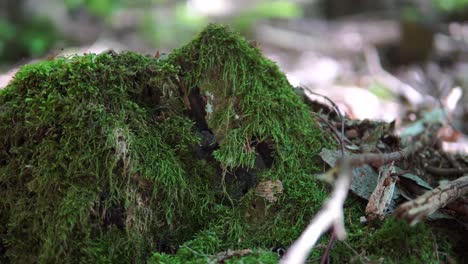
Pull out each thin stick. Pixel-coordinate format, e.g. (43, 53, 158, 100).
(425, 166, 468, 177)
(320, 231, 336, 264)
(395, 175, 468, 225)
(281, 168, 351, 264)
(343, 124, 438, 167)
(305, 89, 346, 157)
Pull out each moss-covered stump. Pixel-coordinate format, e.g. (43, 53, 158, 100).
(0, 24, 330, 263)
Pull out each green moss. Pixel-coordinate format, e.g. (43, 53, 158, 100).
(148, 244, 279, 264)
(0, 51, 218, 263)
(166, 24, 330, 248)
(0, 24, 331, 263)
(330, 197, 455, 263)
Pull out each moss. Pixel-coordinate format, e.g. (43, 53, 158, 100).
(330, 197, 456, 263)
(149, 248, 279, 264)
(0, 51, 219, 263)
(0, 24, 331, 263)
(166, 24, 330, 248)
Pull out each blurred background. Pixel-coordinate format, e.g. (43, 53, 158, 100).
(1, 0, 468, 146)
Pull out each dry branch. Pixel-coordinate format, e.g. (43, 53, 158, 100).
(395, 175, 468, 225)
(281, 168, 351, 264)
(344, 124, 437, 167)
(425, 166, 468, 177)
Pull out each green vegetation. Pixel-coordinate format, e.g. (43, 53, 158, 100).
(433, 0, 468, 13)
(0, 24, 457, 263)
(0, 24, 328, 263)
(330, 198, 455, 263)
(0, 16, 59, 66)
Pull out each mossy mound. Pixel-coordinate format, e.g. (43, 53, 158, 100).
(0, 24, 329, 263)
(1, 23, 455, 264)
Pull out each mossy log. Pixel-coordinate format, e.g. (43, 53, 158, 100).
(0, 24, 330, 263)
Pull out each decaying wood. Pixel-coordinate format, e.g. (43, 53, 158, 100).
(395, 175, 468, 225)
(365, 163, 397, 221)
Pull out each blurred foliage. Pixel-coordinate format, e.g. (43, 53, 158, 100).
(140, 0, 301, 49)
(0, 0, 301, 66)
(433, 0, 468, 13)
(232, 1, 302, 32)
(64, 0, 124, 17)
(401, 6, 425, 22)
(0, 16, 59, 67)
(368, 82, 395, 101)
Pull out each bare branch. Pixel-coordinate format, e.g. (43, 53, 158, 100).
(395, 175, 468, 225)
(425, 166, 468, 177)
(344, 124, 438, 167)
(281, 168, 351, 264)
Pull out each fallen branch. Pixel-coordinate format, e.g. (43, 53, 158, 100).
(281, 168, 351, 264)
(255, 19, 399, 56)
(344, 124, 438, 167)
(395, 175, 468, 225)
(425, 166, 468, 177)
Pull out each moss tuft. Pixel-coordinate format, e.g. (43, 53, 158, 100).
(0, 51, 219, 263)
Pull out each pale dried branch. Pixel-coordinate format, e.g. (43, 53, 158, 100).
(395, 175, 468, 225)
(281, 168, 351, 264)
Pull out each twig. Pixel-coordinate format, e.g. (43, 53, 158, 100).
(341, 240, 370, 263)
(344, 124, 438, 167)
(345, 141, 424, 167)
(311, 112, 340, 144)
(319, 231, 336, 264)
(395, 175, 468, 225)
(215, 249, 253, 263)
(305, 89, 345, 157)
(425, 166, 468, 177)
(281, 167, 351, 264)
